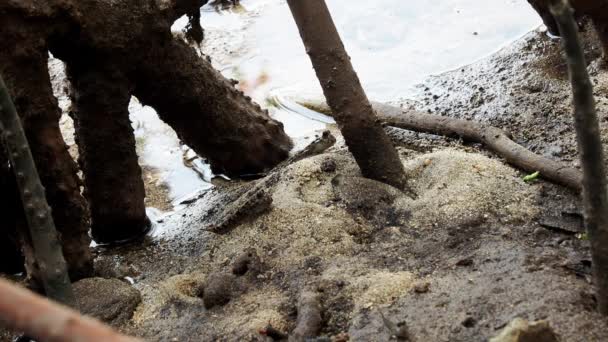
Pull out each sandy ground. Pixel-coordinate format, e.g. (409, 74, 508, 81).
(74, 25, 608, 340)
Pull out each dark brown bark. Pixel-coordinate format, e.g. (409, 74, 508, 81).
(0, 18, 92, 281)
(528, 0, 560, 35)
(529, 0, 608, 63)
(68, 65, 150, 244)
(133, 38, 292, 176)
(0, 74, 75, 306)
(158, 0, 207, 44)
(1, 0, 293, 249)
(0, 278, 141, 342)
(550, 0, 608, 314)
(47, 0, 292, 177)
(286, 0, 407, 190)
(159, 0, 209, 22)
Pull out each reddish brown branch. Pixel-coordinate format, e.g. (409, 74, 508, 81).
(0, 279, 141, 342)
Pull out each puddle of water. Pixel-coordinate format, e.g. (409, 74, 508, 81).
(201, 0, 541, 105)
(129, 98, 214, 206)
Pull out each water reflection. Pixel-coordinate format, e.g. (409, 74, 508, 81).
(208, 0, 540, 103)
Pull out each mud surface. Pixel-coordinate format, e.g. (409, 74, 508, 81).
(77, 26, 608, 341)
(404, 26, 608, 166)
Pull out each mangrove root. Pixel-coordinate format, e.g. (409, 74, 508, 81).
(68, 65, 149, 244)
(307, 100, 583, 191)
(0, 0, 292, 249)
(287, 0, 408, 190)
(0, 75, 75, 305)
(0, 18, 93, 280)
(550, 0, 608, 315)
(528, 0, 608, 64)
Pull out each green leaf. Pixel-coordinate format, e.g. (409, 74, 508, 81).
(523, 171, 540, 183)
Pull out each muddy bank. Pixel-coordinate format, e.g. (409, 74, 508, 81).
(87, 135, 604, 342)
(403, 26, 608, 166)
(84, 138, 605, 341)
(83, 28, 608, 341)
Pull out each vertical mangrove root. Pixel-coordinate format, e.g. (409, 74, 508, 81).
(0, 75, 75, 306)
(286, 0, 408, 191)
(0, 147, 24, 275)
(69, 66, 149, 244)
(550, 0, 608, 314)
(0, 19, 93, 281)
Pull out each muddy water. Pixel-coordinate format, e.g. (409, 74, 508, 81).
(137, 0, 541, 213)
(222, 0, 541, 103)
(186, 0, 542, 149)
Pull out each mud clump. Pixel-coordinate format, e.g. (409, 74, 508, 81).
(320, 158, 337, 173)
(203, 272, 236, 309)
(73, 277, 141, 327)
(232, 248, 262, 276)
(490, 318, 559, 342)
(292, 291, 323, 340)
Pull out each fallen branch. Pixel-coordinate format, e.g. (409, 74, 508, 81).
(550, 0, 608, 314)
(304, 100, 583, 191)
(375, 102, 583, 191)
(0, 279, 140, 342)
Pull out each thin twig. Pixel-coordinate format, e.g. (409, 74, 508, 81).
(550, 0, 608, 314)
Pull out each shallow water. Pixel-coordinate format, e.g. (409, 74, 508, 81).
(129, 98, 214, 205)
(199, 0, 540, 103)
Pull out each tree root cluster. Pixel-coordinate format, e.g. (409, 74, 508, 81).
(0, 0, 292, 282)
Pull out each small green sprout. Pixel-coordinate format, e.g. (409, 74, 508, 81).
(576, 232, 589, 241)
(523, 171, 540, 183)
